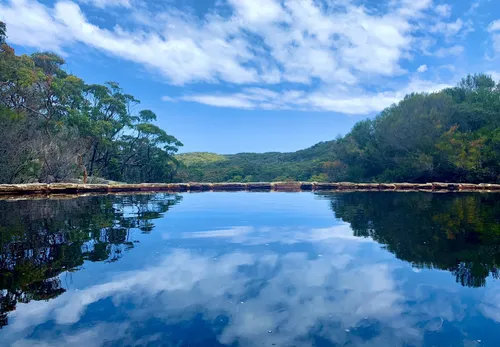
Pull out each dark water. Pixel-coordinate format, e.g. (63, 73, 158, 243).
(1, 192, 500, 347)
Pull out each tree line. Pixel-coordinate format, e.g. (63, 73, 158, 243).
(0, 22, 183, 184)
(178, 75, 500, 183)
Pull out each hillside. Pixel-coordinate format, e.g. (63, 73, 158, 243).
(175, 141, 338, 183)
(176, 152, 228, 166)
(176, 74, 500, 184)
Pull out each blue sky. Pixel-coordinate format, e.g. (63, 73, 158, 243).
(1, 0, 500, 153)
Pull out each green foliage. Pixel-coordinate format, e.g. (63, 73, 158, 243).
(0, 24, 182, 184)
(178, 74, 500, 183)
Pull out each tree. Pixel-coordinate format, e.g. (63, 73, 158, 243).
(0, 23, 182, 184)
(0, 21, 6, 44)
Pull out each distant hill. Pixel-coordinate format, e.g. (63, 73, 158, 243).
(175, 142, 337, 182)
(176, 74, 500, 184)
(176, 152, 228, 166)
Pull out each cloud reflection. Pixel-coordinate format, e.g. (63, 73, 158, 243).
(2, 223, 486, 346)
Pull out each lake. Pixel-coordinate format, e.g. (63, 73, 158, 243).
(1, 192, 500, 346)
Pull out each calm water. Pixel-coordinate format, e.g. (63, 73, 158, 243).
(1, 192, 500, 347)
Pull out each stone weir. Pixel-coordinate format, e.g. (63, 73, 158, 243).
(0, 182, 499, 197)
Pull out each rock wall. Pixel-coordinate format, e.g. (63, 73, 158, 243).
(1, 182, 499, 198)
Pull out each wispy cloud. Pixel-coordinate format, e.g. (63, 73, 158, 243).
(180, 79, 452, 114)
(0, 0, 475, 113)
(434, 45, 465, 57)
(78, 0, 131, 8)
(435, 4, 452, 17)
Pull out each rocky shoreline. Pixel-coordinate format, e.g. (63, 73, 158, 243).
(0, 182, 499, 199)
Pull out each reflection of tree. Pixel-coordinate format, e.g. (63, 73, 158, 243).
(325, 192, 500, 288)
(0, 194, 181, 328)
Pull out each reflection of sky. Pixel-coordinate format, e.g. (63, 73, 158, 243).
(1, 193, 499, 346)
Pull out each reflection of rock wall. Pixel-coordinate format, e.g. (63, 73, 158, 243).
(1, 182, 500, 197)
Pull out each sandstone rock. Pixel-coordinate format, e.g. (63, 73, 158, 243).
(479, 183, 500, 190)
(188, 183, 213, 191)
(77, 184, 109, 192)
(313, 183, 340, 190)
(47, 183, 79, 193)
(212, 183, 247, 191)
(356, 183, 380, 189)
(0, 184, 48, 195)
(338, 182, 358, 190)
(163, 183, 189, 192)
(247, 183, 272, 191)
(459, 183, 478, 190)
(108, 184, 142, 192)
(378, 183, 397, 190)
(300, 182, 314, 191)
(272, 182, 302, 191)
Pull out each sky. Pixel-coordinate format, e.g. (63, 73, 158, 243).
(1, 0, 500, 154)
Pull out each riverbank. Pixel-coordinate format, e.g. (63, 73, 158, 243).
(0, 182, 499, 199)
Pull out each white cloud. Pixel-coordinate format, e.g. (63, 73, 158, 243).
(488, 20, 500, 53)
(78, 0, 131, 8)
(181, 78, 452, 114)
(435, 4, 451, 17)
(0, 0, 70, 52)
(488, 20, 500, 32)
(161, 96, 177, 102)
(430, 19, 464, 37)
(417, 64, 428, 72)
(0, 0, 465, 113)
(434, 45, 464, 57)
(183, 95, 255, 109)
(487, 70, 500, 82)
(1, 0, 434, 84)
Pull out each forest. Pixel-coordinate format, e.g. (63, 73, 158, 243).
(177, 75, 500, 183)
(1, 20, 500, 184)
(0, 22, 183, 184)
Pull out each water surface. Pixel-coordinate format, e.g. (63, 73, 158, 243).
(1, 192, 500, 346)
